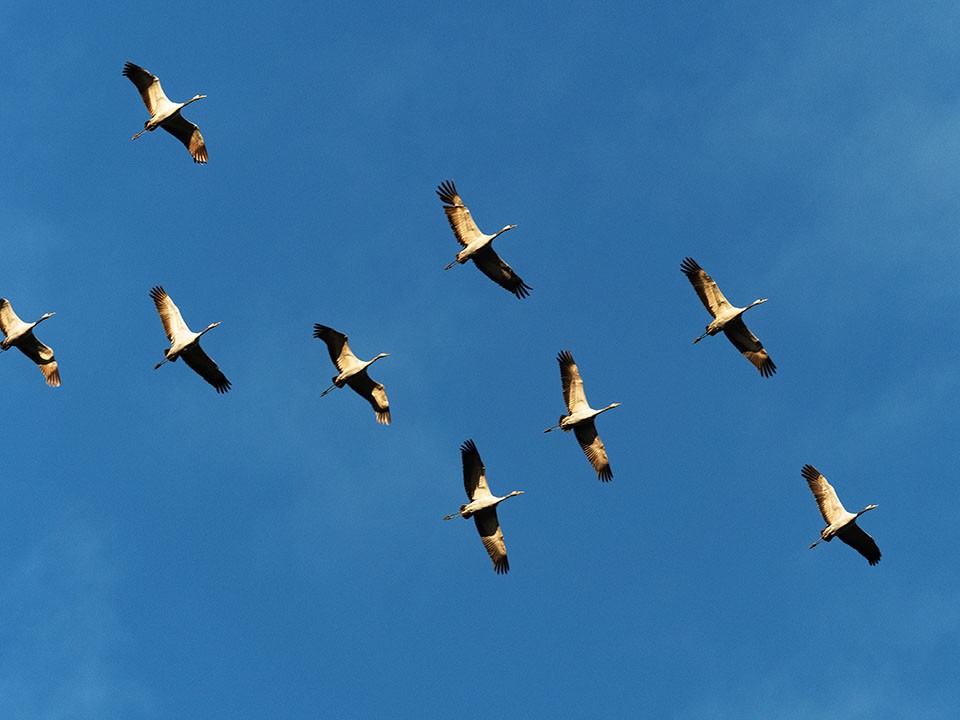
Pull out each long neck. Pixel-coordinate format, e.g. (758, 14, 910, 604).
(198, 322, 219, 338)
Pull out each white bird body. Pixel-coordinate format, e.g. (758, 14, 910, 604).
(0, 299, 60, 387)
(313, 324, 390, 424)
(544, 350, 619, 482)
(437, 180, 531, 298)
(123, 62, 208, 163)
(444, 439, 523, 574)
(803, 464, 880, 565)
(150, 286, 230, 393)
(681, 257, 776, 377)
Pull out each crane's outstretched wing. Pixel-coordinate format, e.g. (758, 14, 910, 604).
(0, 298, 23, 334)
(681, 257, 732, 318)
(837, 522, 881, 566)
(313, 324, 357, 371)
(573, 420, 612, 482)
(437, 180, 482, 247)
(460, 439, 490, 501)
(557, 350, 588, 413)
(474, 508, 509, 574)
(162, 114, 207, 163)
(17, 333, 60, 387)
(470, 246, 531, 299)
(346, 371, 390, 425)
(123, 62, 169, 114)
(150, 286, 190, 342)
(180, 344, 231, 393)
(723, 317, 776, 377)
(802, 464, 847, 525)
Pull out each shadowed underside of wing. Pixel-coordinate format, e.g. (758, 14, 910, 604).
(837, 522, 882, 566)
(722, 317, 776, 377)
(474, 509, 509, 574)
(573, 420, 612, 482)
(681, 257, 731, 318)
(471, 246, 531, 299)
(437, 179, 482, 247)
(802, 464, 847, 525)
(162, 113, 207, 164)
(346, 371, 390, 424)
(181, 344, 231, 393)
(17, 333, 60, 387)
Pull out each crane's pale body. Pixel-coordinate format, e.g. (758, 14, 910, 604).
(0, 299, 60, 387)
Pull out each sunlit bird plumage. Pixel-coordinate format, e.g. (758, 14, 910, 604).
(0, 298, 60, 387)
(803, 464, 880, 566)
(437, 179, 531, 298)
(123, 61, 208, 163)
(313, 324, 390, 425)
(444, 439, 523, 574)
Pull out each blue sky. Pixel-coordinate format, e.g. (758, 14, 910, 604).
(2, 2, 959, 718)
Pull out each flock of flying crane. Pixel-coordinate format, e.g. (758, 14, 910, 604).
(0, 62, 882, 574)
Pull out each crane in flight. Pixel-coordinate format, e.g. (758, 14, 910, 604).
(313, 324, 390, 424)
(544, 350, 619, 481)
(437, 180, 531, 298)
(0, 298, 60, 387)
(803, 464, 880, 565)
(444, 439, 523, 574)
(150, 286, 230, 393)
(680, 257, 776, 377)
(123, 61, 208, 163)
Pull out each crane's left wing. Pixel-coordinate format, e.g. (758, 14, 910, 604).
(346, 372, 390, 425)
(474, 508, 509, 574)
(722, 317, 776, 377)
(181, 344, 231, 393)
(162, 113, 207, 164)
(573, 420, 612, 482)
(838, 522, 881, 566)
(471, 246, 531, 299)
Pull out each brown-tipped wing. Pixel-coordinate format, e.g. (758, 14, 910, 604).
(474, 508, 509, 574)
(313, 324, 358, 372)
(16, 333, 60, 387)
(837, 522, 881, 566)
(150, 286, 190, 342)
(460, 439, 491, 501)
(437, 180, 482, 247)
(471, 246, 531, 299)
(802, 465, 848, 525)
(557, 350, 588, 413)
(573, 420, 612, 482)
(722, 317, 776, 377)
(180, 344, 231, 393)
(346, 371, 390, 425)
(162, 113, 207, 164)
(122, 62, 169, 115)
(681, 257, 732, 318)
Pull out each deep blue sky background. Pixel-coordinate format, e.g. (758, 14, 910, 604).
(2, 2, 960, 718)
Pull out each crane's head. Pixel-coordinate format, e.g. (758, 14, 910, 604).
(858, 504, 879, 516)
(502, 224, 518, 233)
(38, 312, 56, 323)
